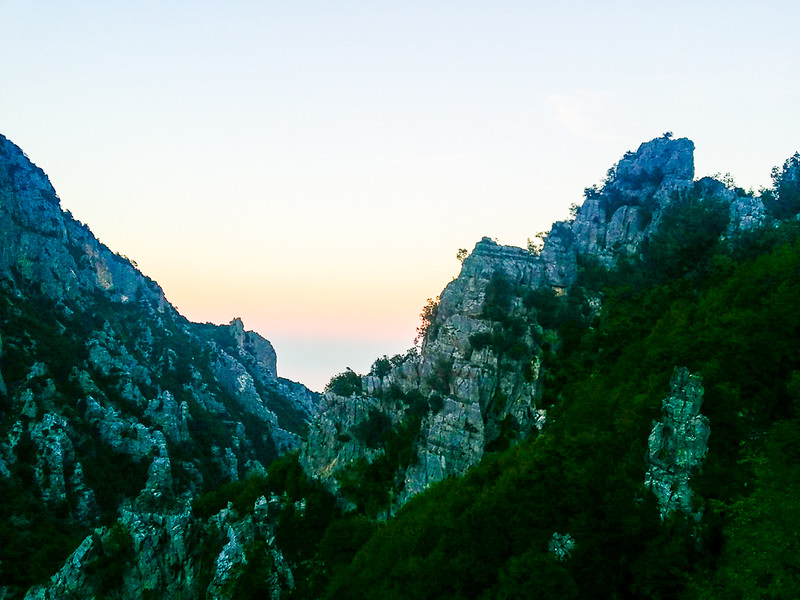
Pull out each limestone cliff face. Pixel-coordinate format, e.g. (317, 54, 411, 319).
(301, 237, 547, 512)
(0, 134, 319, 599)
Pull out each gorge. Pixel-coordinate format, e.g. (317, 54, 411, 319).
(2, 133, 799, 599)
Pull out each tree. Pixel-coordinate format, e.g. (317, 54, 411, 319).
(415, 297, 439, 346)
(527, 232, 546, 256)
(765, 152, 800, 219)
(326, 368, 363, 396)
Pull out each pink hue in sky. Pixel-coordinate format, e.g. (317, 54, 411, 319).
(2, 2, 798, 390)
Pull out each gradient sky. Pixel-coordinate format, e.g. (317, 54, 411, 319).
(2, 1, 798, 390)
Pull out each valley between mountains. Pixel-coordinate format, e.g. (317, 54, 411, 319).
(2, 133, 799, 599)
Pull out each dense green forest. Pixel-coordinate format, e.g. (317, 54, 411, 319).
(191, 172, 800, 599)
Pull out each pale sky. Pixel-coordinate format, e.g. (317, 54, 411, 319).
(2, 1, 798, 390)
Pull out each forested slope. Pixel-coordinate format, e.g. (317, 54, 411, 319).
(323, 205, 800, 600)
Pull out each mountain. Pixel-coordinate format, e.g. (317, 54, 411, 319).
(0, 134, 319, 598)
(305, 138, 800, 599)
(2, 132, 799, 599)
(300, 136, 768, 516)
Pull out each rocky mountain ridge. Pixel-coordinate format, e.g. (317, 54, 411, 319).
(299, 135, 770, 515)
(0, 133, 319, 598)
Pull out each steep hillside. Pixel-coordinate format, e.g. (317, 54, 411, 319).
(323, 191, 800, 599)
(0, 134, 319, 598)
(296, 138, 800, 598)
(300, 136, 769, 517)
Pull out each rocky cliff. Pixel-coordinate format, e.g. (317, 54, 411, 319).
(0, 134, 319, 598)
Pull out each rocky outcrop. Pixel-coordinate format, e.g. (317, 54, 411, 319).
(301, 140, 701, 506)
(549, 532, 576, 561)
(0, 135, 169, 308)
(301, 237, 547, 512)
(24, 494, 294, 600)
(645, 367, 710, 521)
(554, 137, 697, 279)
(544, 136, 767, 283)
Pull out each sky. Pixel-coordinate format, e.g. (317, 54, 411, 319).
(1, 1, 798, 391)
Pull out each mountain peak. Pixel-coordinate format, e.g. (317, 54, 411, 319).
(623, 135, 695, 183)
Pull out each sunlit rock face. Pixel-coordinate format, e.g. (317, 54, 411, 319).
(301, 390, 406, 496)
(401, 397, 485, 502)
(645, 367, 710, 521)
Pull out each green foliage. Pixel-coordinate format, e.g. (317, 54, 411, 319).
(318, 515, 379, 572)
(475, 271, 535, 361)
(527, 232, 546, 255)
(691, 421, 800, 599)
(351, 409, 393, 449)
(382, 382, 438, 417)
(415, 297, 440, 346)
(78, 433, 151, 516)
(482, 271, 515, 322)
(191, 452, 344, 599)
(196, 522, 227, 592)
(764, 151, 800, 219)
(192, 474, 269, 519)
(225, 539, 275, 600)
(0, 283, 154, 591)
(326, 368, 363, 396)
(369, 355, 392, 379)
(583, 184, 601, 201)
(0, 473, 86, 589)
(0, 274, 289, 595)
(84, 523, 134, 595)
(336, 416, 421, 517)
(524, 287, 565, 330)
(643, 185, 729, 282)
(468, 330, 492, 352)
(261, 452, 339, 565)
(426, 356, 454, 395)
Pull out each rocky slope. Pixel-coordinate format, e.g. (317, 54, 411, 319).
(0, 134, 319, 598)
(300, 135, 770, 515)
